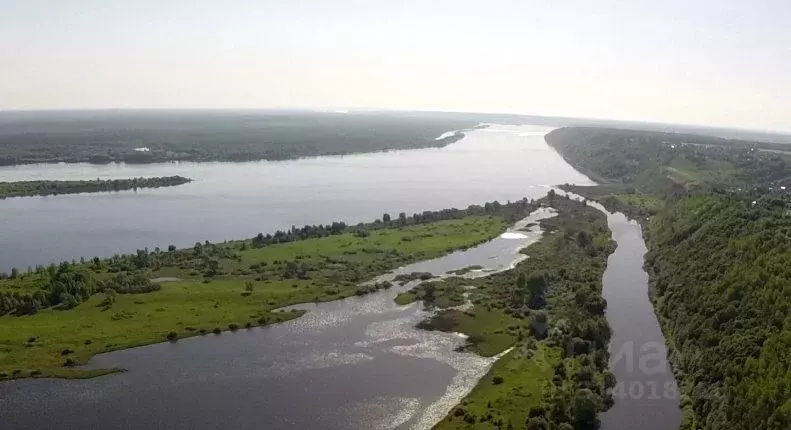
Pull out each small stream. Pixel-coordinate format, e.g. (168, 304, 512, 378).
(0, 209, 557, 430)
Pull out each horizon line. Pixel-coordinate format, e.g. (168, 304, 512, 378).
(1, 107, 789, 137)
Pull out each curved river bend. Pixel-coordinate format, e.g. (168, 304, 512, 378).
(1, 126, 680, 429)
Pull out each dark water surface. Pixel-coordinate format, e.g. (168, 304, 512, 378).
(560, 193, 682, 430)
(598, 213, 682, 430)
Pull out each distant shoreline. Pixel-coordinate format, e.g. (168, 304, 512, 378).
(0, 111, 476, 166)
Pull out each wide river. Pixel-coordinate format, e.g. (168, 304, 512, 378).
(0, 125, 680, 429)
(0, 125, 587, 272)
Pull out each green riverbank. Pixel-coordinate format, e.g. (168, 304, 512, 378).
(1, 198, 550, 380)
(400, 195, 616, 429)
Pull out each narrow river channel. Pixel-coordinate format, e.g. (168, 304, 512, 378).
(598, 212, 682, 430)
(561, 192, 682, 430)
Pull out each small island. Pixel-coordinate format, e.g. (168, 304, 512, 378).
(0, 176, 192, 199)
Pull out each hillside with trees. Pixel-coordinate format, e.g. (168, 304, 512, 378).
(546, 127, 791, 430)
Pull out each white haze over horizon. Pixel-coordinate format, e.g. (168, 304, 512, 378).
(1, 0, 789, 133)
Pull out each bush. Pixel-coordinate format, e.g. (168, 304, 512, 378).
(228, 323, 239, 331)
(528, 406, 546, 418)
(526, 417, 549, 430)
(571, 388, 601, 428)
(58, 292, 80, 310)
(166, 331, 178, 341)
(245, 322, 253, 329)
(27, 336, 36, 343)
(492, 376, 504, 385)
(103, 272, 160, 294)
(84, 339, 92, 345)
(60, 348, 74, 356)
(63, 358, 76, 367)
(213, 327, 222, 335)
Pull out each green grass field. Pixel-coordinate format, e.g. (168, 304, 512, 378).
(0, 216, 506, 379)
(435, 345, 560, 429)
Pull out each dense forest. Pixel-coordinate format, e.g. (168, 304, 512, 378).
(546, 127, 791, 185)
(0, 111, 475, 165)
(547, 127, 791, 430)
(0, 176, 191, 198)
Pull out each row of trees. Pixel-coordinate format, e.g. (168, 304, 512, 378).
(0, 176, 192, 199)
(245, 197, 539, 251)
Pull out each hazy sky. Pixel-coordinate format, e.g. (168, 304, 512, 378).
(2, 0, 789, 131)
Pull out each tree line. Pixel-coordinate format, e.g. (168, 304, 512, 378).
(0, 112, 475, 165)
(0, 176, 192, 199)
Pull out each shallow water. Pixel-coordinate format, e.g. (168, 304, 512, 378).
(0, 209, 555, 430)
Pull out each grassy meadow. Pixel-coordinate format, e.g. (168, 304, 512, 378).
(0, 216, 506, 379)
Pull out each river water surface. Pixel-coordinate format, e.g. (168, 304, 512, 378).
(597, 213, 682, 430)
(0, 125, 588, 272)
(0, 125, 680, 429)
